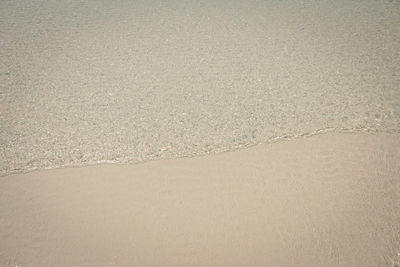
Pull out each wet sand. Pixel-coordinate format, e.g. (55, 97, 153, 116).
(1, 133, 399, 266)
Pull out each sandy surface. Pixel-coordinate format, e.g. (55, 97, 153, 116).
(1, 133, 399, 266)
(1, 0, 400, 175)
(1, 1, 399, 265)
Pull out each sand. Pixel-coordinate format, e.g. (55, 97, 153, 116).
(1, 0, 400, 265)
(1, 132, 399, 266)
(1, 0, 400, 175)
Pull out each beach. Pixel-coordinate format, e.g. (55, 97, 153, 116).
(1, 133, 400, 266)
(1, 0, 400, 266)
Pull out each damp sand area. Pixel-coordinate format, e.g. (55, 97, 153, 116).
(1, 133, 400, 266)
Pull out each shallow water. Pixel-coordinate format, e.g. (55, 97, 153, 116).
(1, 0, 399, 176)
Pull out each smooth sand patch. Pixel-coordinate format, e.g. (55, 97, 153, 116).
(1, 133, 399, 266)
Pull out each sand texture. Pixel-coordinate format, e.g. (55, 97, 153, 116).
(1, 0, 400, 175)
(1, 133, 400, 266)
(1, 0, 400, 265)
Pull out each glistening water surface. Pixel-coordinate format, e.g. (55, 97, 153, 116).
(1, 0, 399, 176)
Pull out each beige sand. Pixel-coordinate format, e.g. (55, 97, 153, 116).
(1, 132, 399, 266)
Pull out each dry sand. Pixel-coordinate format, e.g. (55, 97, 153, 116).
(1, 133, 399, 266)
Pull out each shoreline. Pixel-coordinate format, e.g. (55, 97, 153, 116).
(3, 128, 398, 178)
